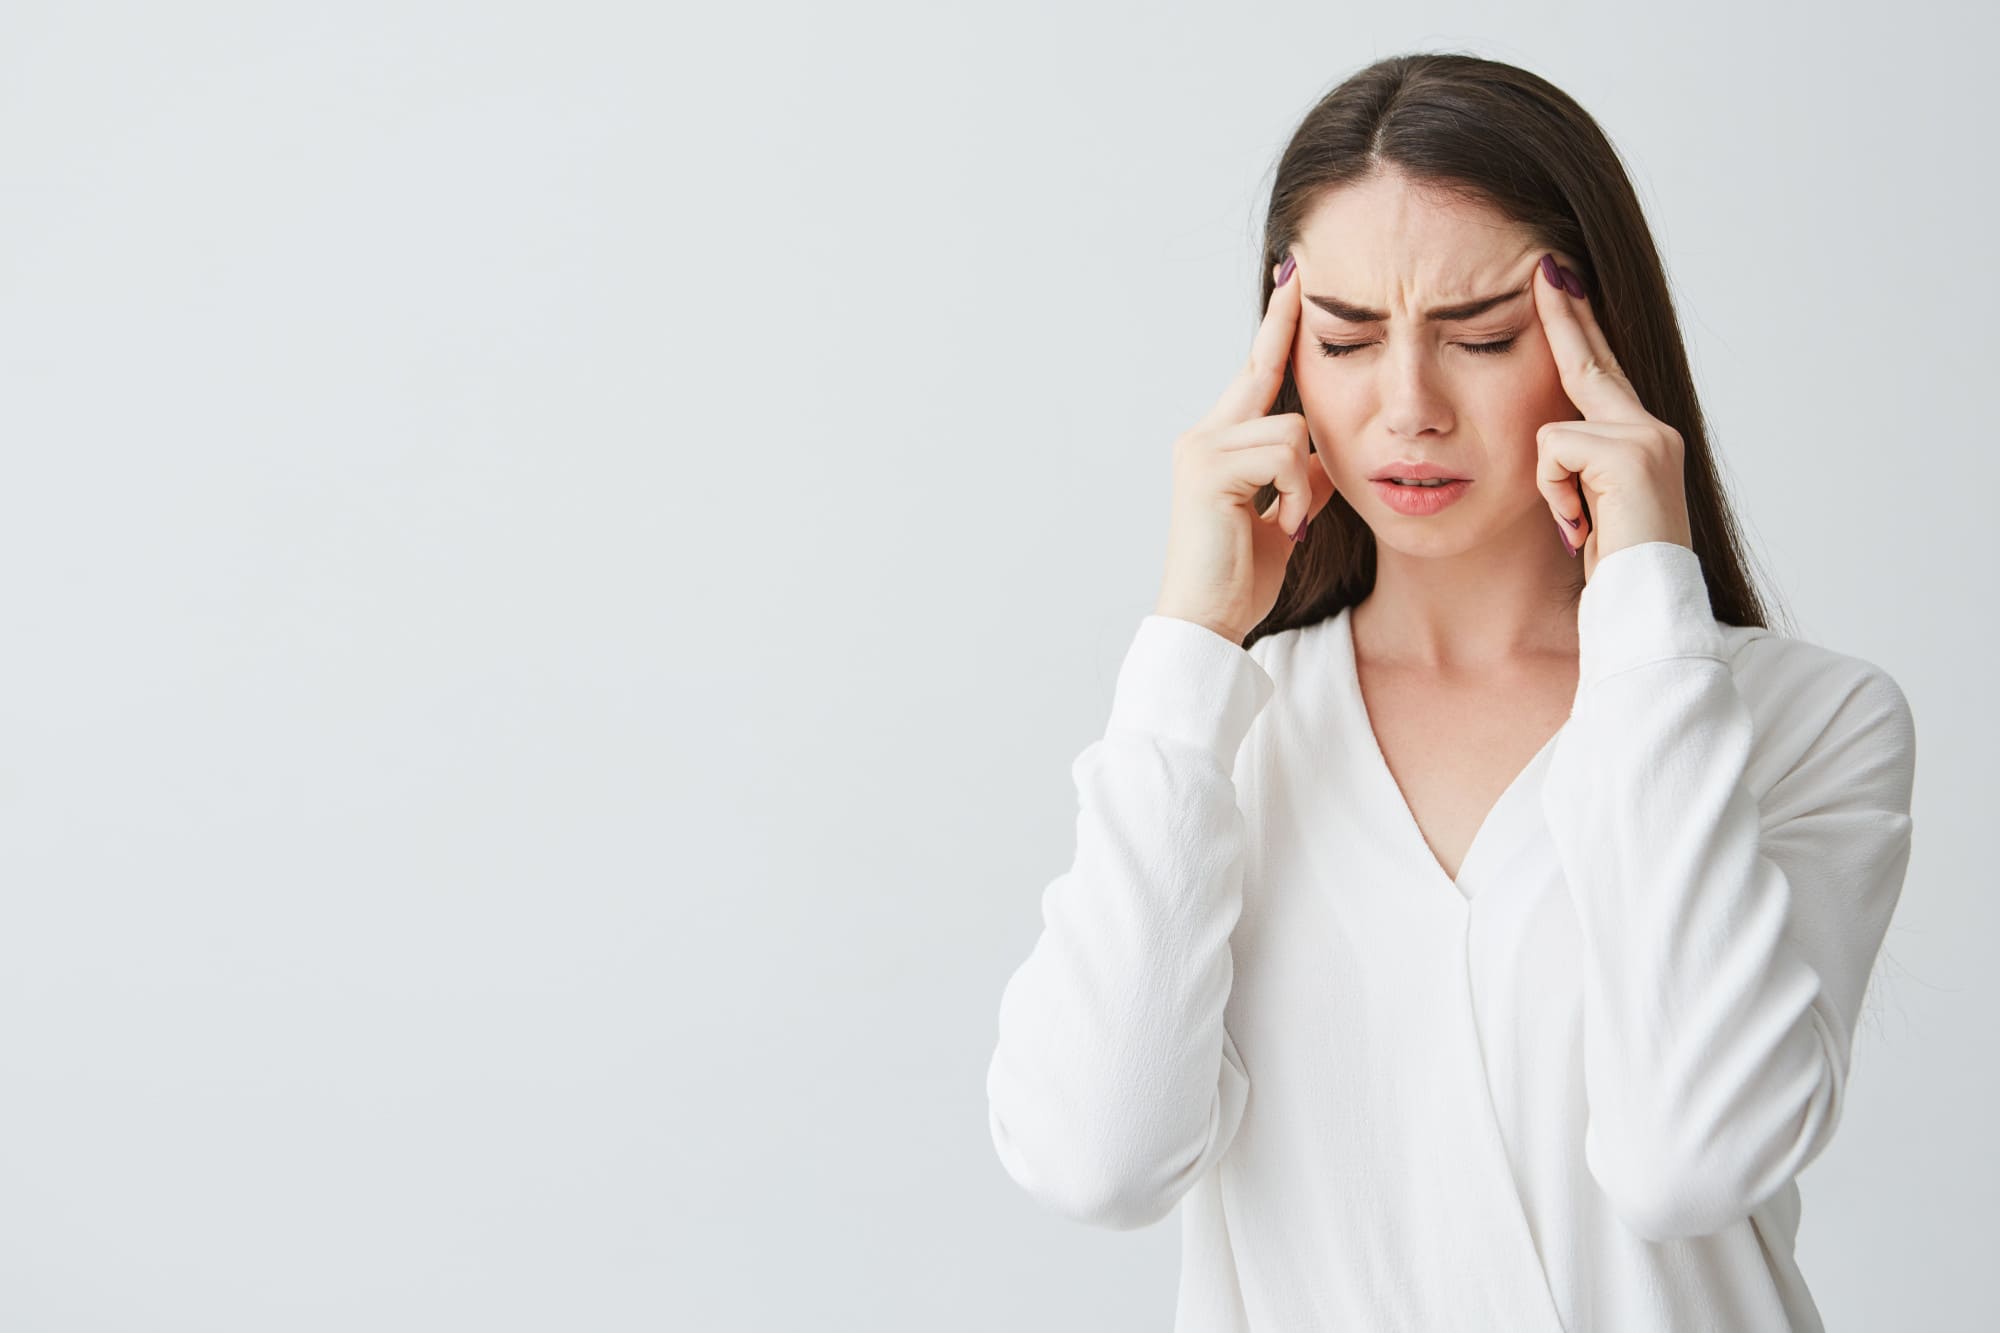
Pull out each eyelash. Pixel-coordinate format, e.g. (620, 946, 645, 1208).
(1316, 336, 1519, 358)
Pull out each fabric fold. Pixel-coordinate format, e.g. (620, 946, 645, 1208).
(988, 614, 1273, 1229)
(1542, 541, 1916, 1242)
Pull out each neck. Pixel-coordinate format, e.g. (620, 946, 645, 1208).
(1351, 507, 1585, 672)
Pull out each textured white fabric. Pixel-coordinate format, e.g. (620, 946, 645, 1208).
(986, 541, 1916, 1332)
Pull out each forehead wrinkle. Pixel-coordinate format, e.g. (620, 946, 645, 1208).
(1303, 277, 1533, 325)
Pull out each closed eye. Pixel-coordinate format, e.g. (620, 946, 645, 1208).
(1317, 336, 1519, 358)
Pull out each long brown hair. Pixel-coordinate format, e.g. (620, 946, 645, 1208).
(1243, 52, 1788, 652)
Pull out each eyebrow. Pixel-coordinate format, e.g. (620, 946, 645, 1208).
(1304, 282, 1530, 324)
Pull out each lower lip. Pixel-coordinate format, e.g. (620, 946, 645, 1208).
(1370, 478, 1472, 515)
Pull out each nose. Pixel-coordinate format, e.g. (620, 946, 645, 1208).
(1378, 338, 1453, 439)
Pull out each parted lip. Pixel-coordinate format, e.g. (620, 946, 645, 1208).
(1369, 460, 1468, 482)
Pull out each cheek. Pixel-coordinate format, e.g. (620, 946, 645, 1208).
(1291, 350, 1359, 420)
(1476, 361, 1572, 445)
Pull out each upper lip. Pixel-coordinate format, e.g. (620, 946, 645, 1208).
(1370, 460, 1469, 482)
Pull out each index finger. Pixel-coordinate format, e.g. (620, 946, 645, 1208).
(1533, 253, 1646, 424)
(1197, 250, 1302, 432)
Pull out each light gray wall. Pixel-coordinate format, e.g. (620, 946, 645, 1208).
(0, 2, 1987, 1329)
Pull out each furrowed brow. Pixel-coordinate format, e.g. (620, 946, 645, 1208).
(1305, 283, 1529, 324)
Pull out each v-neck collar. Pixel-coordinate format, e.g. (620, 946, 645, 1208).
(1331, 605, 1567, 905)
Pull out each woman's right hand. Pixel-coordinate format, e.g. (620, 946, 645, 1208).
(1153, 251, 1339, 646)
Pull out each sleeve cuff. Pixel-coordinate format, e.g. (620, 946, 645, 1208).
(1106, 615, 1276, 768)
(1576, 541, 1724, 690)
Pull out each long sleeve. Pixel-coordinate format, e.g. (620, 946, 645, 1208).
(986, 614, 1274, 1231)
(1540, 540, 1917, 1243)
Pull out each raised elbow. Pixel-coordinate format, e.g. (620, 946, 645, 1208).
(988, 1105, 1186, 1231)
(1025, 1169, 1183, 1232)
(1598, 1171, 1748, 1243)
(1586, 1122, 1766, 1242)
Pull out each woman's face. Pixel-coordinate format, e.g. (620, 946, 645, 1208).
(1288, 172, 1585, 557)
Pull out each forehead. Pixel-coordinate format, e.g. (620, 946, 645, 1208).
(1293, 173, 1535, 298)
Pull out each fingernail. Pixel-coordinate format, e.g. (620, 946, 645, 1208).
(1539, 253, 1562, 290)
(1558, 523, 1576, 556)
(1562, 511, 1581, 530)
(1558, 265, 1586, 300)
(1276, 254, 1296, 287)
(1291, 511, 1309, 543)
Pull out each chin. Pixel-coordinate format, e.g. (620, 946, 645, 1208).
(1367, 524, 1484, 558)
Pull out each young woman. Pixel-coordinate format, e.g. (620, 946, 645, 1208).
(985, 53, 1916, 1333)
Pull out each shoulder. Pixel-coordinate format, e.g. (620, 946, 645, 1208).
(1242, 614, 1344, 721)
(1720, 621, 1912, 732)
(1716, 621, 1916, 806)
(1578, 539, 1913, 754)
(1244, 619, 1314, 676)
(1229, 616, 1335, 790)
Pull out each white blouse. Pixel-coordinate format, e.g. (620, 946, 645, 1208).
(985, 540, 1917, 1331)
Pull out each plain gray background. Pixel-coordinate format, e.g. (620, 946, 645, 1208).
(1, 2, 1989, 1329)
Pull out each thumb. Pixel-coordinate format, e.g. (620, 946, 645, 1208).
(1260, 450, 1339, 534)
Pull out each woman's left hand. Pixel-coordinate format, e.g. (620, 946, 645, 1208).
(1532, 252, 1694, 583)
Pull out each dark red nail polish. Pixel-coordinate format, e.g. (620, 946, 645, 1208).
(1558, 265, 1586, 300)
(1539, 254, 1562, 289)
(1276, 254, 1295, 287)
